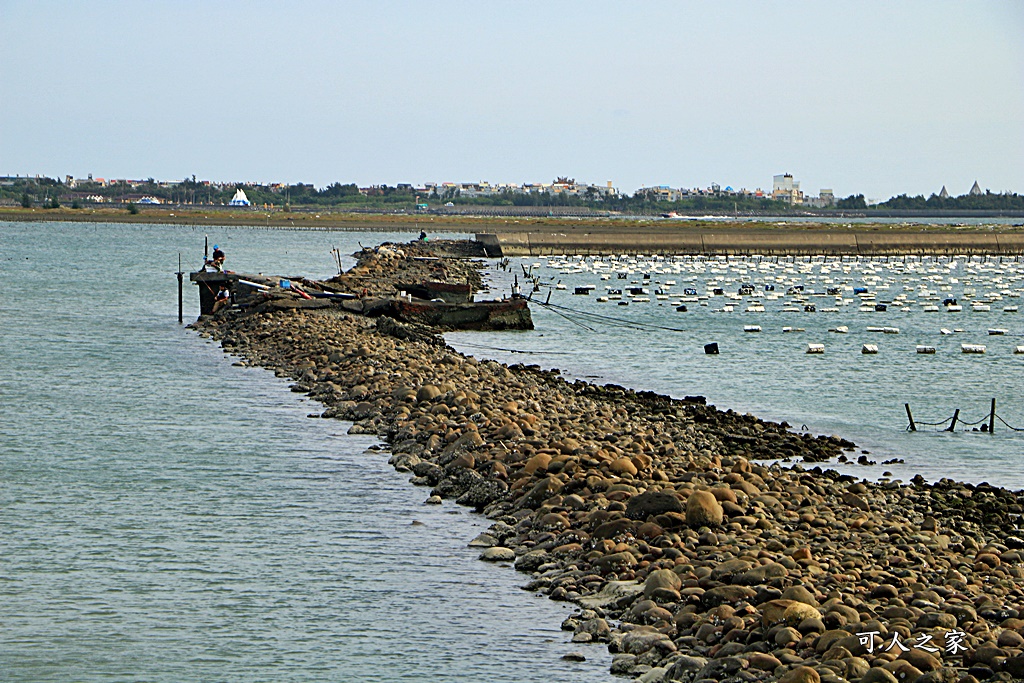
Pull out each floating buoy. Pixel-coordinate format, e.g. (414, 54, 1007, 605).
(988, 329, 1008, 335)
(862, 344, 879, 354)
(704, 342, 720, 355)
(923, 305, 939, 312)
(596, 296, 608, 302)
(867, 326, 885, 332)
(917, 346, 936, 354)
(947, 304, 963, 312)
(782, 326, 805, 333)
(676, 305, 688, 312)
(961, 343, 986, 354)
(940, 328, 954, 335)
(806, 343, 825, 354)
(1015, 346, 1024, 354)
(883, 327, 900, 334)
(874, 304, 887, 312)
(972, 304, 991, 312)
(830, 326, 849, 334)
(1005, 306, 1019, 312)
(744, 325, 761, 332)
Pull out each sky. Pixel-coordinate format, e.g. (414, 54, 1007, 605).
(1, 1, 1022, 199)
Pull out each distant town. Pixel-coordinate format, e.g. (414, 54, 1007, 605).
(1, 172, 1021, 214)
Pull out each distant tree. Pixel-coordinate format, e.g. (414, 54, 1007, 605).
(127, 202, 139, 215)
(836, 194, 867, 210)
(71, 199, 82, 209)
(47, 196, 60, 209)
(20, 192, 32, 208)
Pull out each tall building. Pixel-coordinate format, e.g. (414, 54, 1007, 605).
(969, 181, 983, 196)
(772, 174, 803, 205)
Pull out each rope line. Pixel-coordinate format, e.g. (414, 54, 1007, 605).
(536, 301, 690, 333)
(909, 409, 1024, 432)
(996, 415, 1024, 432)
(449, 341, 574, 356)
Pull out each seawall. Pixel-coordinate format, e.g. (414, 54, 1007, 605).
(481, 229, 1024, 257)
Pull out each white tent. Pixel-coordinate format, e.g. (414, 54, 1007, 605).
(229, 189, 250, 206)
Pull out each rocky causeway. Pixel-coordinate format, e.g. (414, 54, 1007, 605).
(191, 239, 1024, 683)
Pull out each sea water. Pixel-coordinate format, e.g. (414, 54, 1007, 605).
(0, 222, 613, 682)
(449, 253, 1024, 491)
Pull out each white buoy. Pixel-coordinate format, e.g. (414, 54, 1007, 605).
(917, 346, 936, 354)
(829, 326, 849, 334)
(940, 328, 954, 335)
(883, 327, 900, 334)
(1015, 346, 1024, 354)
(744, 325, 761, 332)
(988, 329, 1008, 335)
(862, 344, 879, 354)
(806, 343, 825, 354)
(961, 343, 986, 354)
(866, 326, 885, 332)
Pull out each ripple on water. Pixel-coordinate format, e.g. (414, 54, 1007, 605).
(1, 222, 613, 683)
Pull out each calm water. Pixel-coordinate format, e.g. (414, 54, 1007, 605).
(0, 222, 613, 682)
(450, 254, 1024, 491)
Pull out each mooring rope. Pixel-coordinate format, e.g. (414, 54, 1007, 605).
(536, 300, 690, 333)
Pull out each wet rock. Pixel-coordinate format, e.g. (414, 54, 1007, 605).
(456, 478, 508, 511)
(479, 547, 515, 562)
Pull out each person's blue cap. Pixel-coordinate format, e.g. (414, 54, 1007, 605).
(213, 245, 219, 250)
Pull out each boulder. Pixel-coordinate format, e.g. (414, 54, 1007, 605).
(778, 666, 820, 683)
(643, 569, 683, 600)
(626, 490, 683, 520)
(685, 490, 723, 527)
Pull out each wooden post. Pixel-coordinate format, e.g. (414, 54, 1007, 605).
(905, 403, 917, 432)
(176, 253, 184, 324)
(989, 398, 996, 434)
(947, 409, 960, 432)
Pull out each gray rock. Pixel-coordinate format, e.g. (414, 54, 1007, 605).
(479, 547, 515, 562)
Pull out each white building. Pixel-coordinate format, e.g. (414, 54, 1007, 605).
(772, 174, 804, 205)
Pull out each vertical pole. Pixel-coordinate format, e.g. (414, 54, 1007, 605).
(989, 398, 996, 434)
(947, 409, 960, 432)
(905, 403, 917, 432)
(176, 253, 184, 324)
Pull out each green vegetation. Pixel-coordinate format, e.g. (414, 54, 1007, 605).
(837, 194, 867, 210)
(0, 174, 1020, 215)
(879, 191, 1024, 211)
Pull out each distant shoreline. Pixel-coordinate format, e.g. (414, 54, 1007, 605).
(5, 207, 1024, 255)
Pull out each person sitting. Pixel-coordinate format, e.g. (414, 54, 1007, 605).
(212, 285, 231, 313)
(205, 247, 226, 272)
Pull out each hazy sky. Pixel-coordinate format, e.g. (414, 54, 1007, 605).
(2, 1, 1022, 198)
